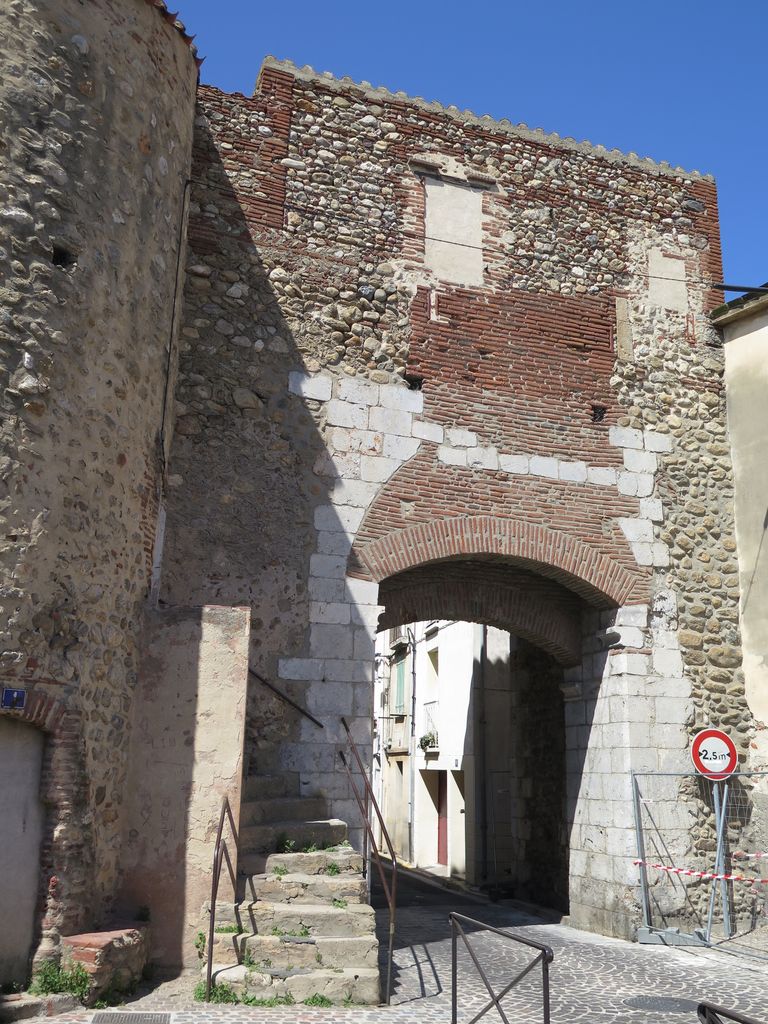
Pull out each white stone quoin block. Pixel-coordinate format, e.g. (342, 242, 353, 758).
(467, 446, 499, 470)
(412, 419, 444, 443)
(559, 460, 588, 482)
(360, 455, 400, 482)
(529, 455, 559, 479)
(499, 453, 530, 474)
(446, 427, 477, 447)
(587, 466, 617, 486)
(288, 371, 332, 401)
(368, 406, 413, 436)
(438, 445, 467, 467)
(379, 384, 424, 413)
(618, 518, 653, 543)
(336, 377, 380, 406)
(623, 448, 658, 474)
(609, 425, 644, 449)
(325, 400, 368, 430)
(383, 434, 420, 461)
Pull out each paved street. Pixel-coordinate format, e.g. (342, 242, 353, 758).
(36, 871, 768, 1024)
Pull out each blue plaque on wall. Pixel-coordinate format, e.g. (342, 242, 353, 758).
(1, 688, 26, 710)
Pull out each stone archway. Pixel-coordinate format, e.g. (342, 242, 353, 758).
(378, 560, 583, 665)
(353, 515, 648, 607)
(369, 535, 628, 921)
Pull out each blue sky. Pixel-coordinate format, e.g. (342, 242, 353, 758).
(179, 0, 766, 290)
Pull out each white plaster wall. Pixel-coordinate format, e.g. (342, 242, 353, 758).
(0, 719, 44, 985)
(724, 309, 768, 763)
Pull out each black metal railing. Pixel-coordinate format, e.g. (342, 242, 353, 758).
(204, 795, 239, 1001)
(339, 716, 398, 1005)
(249, 668, 324, 730)
(449, 912, 553, 1024)
(698, 1003, 763, 1024)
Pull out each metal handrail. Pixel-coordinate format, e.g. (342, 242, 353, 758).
(699, 1003, 764, 1024)
(339, 716, 398, 1005)
(204, 796, 239, 1001)
(249, 669, 324, 730)
(449, 912, 553, 1024)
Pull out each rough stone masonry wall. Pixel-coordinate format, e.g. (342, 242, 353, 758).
(0, 0, 197, 956)
(162, 60, 751, 933)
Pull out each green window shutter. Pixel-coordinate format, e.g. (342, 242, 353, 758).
(395, 655, 406, 713)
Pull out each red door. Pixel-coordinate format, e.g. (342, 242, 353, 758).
(437, 771, 448, 866)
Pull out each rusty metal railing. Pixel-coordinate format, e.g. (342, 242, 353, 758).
(204, 795, 239, 1001)
(249, 668, 324, 730)
(699, 1003, 764, 1024)
(338, 716, 398, 1005)
(449, 913, 553, 1024)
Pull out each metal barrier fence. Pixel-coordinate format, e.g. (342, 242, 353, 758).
(633, 771, 768, 955)
(449, 912, 553, 1024)
(698, 1002, 765, 1024)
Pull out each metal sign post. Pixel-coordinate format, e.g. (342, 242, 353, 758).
(705, 780, 732, 942)
(691, 729, 737, 943)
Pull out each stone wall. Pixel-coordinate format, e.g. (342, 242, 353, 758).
(0, 0, 198, 960)
(160, 58, 748, 938)
(119, 606, 249, 967)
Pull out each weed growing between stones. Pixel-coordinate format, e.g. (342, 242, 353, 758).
(276, 834, 296, 853)
(214, 924, 241, 933)
(273, 864, 288, 877)
(325, 861, 341, 876)
(29, 961, 90, 1003)
(193, 981, 239, 1004)
(194, 983, 297, 1008)
(194, 931, 206, 960)
(332, 898, 348, 909)
(304, 993, 333, 1006)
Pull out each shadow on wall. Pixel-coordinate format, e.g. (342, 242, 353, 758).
(124, 119, 368, 964)
(158, 118, 345, 777)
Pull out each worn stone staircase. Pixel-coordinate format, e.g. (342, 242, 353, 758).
(204, 772, 380, 1005)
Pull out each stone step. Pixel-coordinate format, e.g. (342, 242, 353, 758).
(0, 994, 79, 1023)
(240, 796, 328, 826)
(242, 773, 299, 801)
(210, 933, 378, 971)
(208, 963, 380, 1005)
(239, 847, 362, 877)
(249, 900, 376, 938)
(247, 871, 367, 905)
(239, 819, 347, 856)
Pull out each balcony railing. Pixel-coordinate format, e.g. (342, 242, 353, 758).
(422, 700, 439, 749)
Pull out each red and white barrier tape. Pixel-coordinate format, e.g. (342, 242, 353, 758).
(734, 850, 768, 861)
(633, 859, 768, 885)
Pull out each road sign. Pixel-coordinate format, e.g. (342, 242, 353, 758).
(690, 728, 738, 780)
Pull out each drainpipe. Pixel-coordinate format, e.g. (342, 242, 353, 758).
(407, 626, 417, 866)
(478, 625, 488, 883)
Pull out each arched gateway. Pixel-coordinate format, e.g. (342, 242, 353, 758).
(158, 58, 746, 949)
(2, 17, 747, 977)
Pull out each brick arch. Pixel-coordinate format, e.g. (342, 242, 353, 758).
(378, 563, 582, 665)
(0, 692, 91, 962)
(355, 515, 642, 608)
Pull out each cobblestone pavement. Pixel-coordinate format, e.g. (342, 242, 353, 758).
(33, 871, 768, 1024)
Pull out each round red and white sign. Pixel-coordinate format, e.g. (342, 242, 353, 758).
(691, 729, 738, 780)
